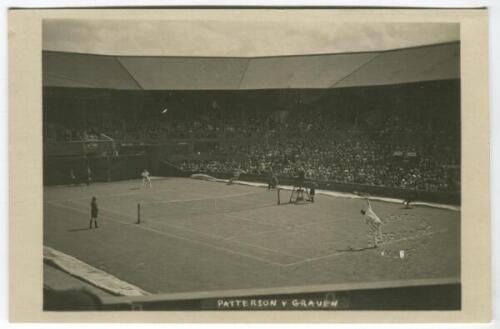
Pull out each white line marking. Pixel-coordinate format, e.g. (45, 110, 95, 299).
(138, 191, 258, 205)
(222, 212, 287, 229)
(282, 229, 450, 267)
(147, 217, 228, 240)
(223, 228, 286, 241)
(68, 201, 306, 263)
(228, 239, 306, 261)
(46, 201, 286, 266)
(222, 213, 358, 241)
(64, 187, 179, 202)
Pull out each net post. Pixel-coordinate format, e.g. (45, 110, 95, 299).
(277, 187, 280, 205)
(137, 203, 141, 224)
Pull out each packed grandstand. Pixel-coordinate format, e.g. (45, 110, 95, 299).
(43, 81, 460, 193)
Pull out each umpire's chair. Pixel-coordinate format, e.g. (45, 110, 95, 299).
(289, 172, 314, 204)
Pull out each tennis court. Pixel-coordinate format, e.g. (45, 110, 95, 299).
(43, 177, 460, 294)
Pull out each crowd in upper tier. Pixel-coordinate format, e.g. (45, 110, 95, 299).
(44, 105, 460, 192)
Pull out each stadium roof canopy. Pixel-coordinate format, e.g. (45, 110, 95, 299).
(43, 20, 460, 90)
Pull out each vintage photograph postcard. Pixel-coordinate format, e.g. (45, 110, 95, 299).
(8, 8, 490, 323)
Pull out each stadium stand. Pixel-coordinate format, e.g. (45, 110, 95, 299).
(43, 79, 460, 194)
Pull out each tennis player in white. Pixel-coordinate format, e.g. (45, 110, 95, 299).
(142, 169, 152, 188)
(360, 199, 384, 247)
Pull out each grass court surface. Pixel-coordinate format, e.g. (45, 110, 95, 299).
(44, 177, 460, 294)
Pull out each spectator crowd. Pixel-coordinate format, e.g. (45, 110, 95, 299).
(179, 130, 460, 192)
(176, 111, 460, 192)
(44, 105, 460, 192)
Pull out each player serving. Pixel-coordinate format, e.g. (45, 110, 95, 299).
(142, 169, 152, 188)
(360, 198, 384, 248)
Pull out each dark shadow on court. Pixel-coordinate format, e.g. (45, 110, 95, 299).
(44, 288, 103, 311)
(67, 228, 91, 232)
(335, 246, 377, 252)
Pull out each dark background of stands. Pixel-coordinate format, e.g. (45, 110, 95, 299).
(43, 80, 460, 131)
(43, 79, 460, 205)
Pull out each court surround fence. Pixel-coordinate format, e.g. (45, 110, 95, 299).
(44, 154, 150, 186)
(244, 173, 459, 205)
(159, 162, 460, 205)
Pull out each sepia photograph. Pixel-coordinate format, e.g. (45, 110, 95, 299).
(40, 17, 463, 312)
(6, 5, 493, 322)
